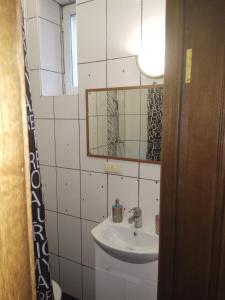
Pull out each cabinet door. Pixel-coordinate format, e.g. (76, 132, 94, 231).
(96, 269, 124, 300)
(125, 280, 157, 300)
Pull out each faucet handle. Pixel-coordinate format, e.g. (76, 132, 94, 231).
(129, 207, 142, 217)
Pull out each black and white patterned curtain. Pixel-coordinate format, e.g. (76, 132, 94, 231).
(107, 91, 119, 156)
(146, 87, 163, 161)
(22, 16, 54, 300)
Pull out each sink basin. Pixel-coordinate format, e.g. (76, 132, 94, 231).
(91, 218, 159, 263)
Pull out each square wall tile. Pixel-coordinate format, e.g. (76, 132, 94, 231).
(140, 114, 147, 141)
(89, 117, 98, 149)
(58, 214, 81, 262)
(78, 61, 106, 119)
(60, 257, 82, 299)
(55, 120, 80, 169)
(26, 0, 37, 18)
(124, 89, 141, 114)
(41, 70, 63, 96)
(40, 166, 57, 211)
(83, 266, 96, 300)
(38, 0, 61, 25)
(96, 91, 107, 116)
(108, 175, 138, 217)
(30, 71, 54, 119)
(140, 163, 161, 180)
(81, 171, 107, 222)
(22, 0, 27, 19)
(88, 91, 97, 116)
(125, 115, 140, 141)
(97, 116, 107, 147)
(45, 210, 58, 255)
(54, 95, 79, 119)
(26, 18, 39, 69)
(80, 120, 107, 173)
(124, 141, 140, 160)
(107, 57, 140, 87)
(140, 141, 148, 160)
(35, 119, 55, 166)
(77, 0, 106, 63)
(39, 18, 62, 73)
(107, 0, 141, 59)
(57, 168, 80, 217)
(49, 254, 60, 283)
(107, 159, 139, 178)
(142, 0, 166, 44)
(139, 179, 160, 232)
(82, 220, 97, 268)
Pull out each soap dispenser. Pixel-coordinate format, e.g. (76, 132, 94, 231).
(112, 199, 123, 223)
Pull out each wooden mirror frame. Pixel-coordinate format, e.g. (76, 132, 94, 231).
(86, 84, 163, 164)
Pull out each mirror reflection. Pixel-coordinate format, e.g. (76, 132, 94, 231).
(86, 85, 163, 163)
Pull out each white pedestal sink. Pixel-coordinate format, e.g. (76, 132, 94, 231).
(91, 217, 159, 263)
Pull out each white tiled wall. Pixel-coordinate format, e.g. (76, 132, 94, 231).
(60, 257, 82, 299)
(25, 0, 163, 299)
(107, 0, 141, 59)
(25, 0, 63, 96)
(58, 214, 81, 262)
(77, 0, 106, 63)
(39, 19, 62, 73)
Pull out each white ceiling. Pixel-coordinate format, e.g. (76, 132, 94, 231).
(55, 0, 75, 6)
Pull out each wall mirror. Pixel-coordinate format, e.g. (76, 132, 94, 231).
(86, 84, 163, 163)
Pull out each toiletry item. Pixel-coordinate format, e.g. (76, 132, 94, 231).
(112, 199, 123, 223)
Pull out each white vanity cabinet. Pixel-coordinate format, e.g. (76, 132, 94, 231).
(95, 244, 158, 300)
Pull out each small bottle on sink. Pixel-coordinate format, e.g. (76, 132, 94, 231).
(112, 199, 123, 223)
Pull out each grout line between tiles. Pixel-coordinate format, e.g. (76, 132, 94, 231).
(49, 253, 97, 272)
(35, 117, 79, 120)
(78, 55, 136, 65)
(40, 163, 160, 182)
(76, 0, 95, 6)
(38, 16, 61, 27)
(45, 209, 100, 224)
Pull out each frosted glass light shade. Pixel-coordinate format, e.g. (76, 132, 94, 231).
(137, 47, 165, 78)
(137, 17, 165, 79)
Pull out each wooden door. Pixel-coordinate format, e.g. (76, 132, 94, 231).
(158, 0, 225, 299)
(0, 1, 36, 299)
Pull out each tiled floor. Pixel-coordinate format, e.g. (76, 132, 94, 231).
(62, 292, 78, 300)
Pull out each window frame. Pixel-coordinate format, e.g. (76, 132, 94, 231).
(63, 3, 78, 95)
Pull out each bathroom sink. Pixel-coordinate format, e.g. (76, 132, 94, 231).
(91, 218, 159, 263)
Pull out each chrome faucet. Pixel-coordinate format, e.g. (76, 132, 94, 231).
(128, 207, 142, 228)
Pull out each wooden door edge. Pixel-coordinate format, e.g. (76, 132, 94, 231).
(17, 2, 36, 299)
(157, 0, 185, 299)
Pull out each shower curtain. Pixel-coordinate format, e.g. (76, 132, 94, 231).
(146, 87, 163, 161)
(22, 16, 54, 300)
(107, 91, 120, 156)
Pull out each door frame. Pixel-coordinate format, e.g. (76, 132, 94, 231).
(0, 1, 36, 299)
(158, 0, 225, 299)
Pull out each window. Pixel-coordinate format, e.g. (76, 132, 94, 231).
(63, 4, 78, 95)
